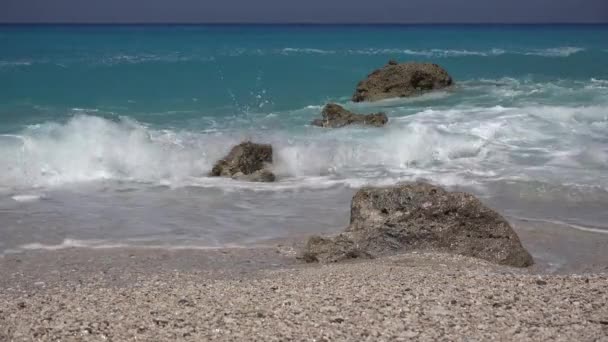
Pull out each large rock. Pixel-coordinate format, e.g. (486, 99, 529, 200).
(210, 142, 276, 182)
(311, 103, 388, 128)
(352, 61, 453, 102)
(301, 182, 533, 267)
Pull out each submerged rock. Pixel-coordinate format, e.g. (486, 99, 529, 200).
(231, 169, 276, 182)
(210, 142, 275, 182)
(301, 182, 533, 267)
(311, 103, 388, 128)
(352, 61, 453, 102)
(301, 235, 373, 263)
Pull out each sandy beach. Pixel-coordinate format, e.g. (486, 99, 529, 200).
(2, 219, 608, 342)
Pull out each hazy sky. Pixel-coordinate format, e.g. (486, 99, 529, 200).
(1, 0, 607, 23)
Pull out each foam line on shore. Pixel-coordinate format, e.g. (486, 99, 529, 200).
(1, 239, 252, 257)
(508, 215, 608, 235)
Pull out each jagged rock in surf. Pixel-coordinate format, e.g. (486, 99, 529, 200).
(210, 141, 276, 182)
(352, 61, 453, 102)
(311, 103, 388, 128)
(300, 182, 533, 267)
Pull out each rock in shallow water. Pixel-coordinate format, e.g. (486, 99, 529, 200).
(210, 141, 276, 182)
(352, 61, 453, 102)
(301, 182, 533, 267)
(311, 103, 388, 128)
(231, 169, 276, 182)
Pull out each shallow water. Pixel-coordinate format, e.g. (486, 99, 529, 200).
(1, 24, 608, 254)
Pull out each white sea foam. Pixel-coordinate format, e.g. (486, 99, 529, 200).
(462, 77, 608, 105)
(591, 78, 608, 84)
(278, 47, 505, 57)
(17, 239, 129, 251)
(506, 216, 608, 235)
(100, 53, 215, 65)
(11, 194, 44, 202)
(349, 91, 452, 109)
(71, 107, 100, 113)
(0, 115, 223, 189)
(0, 46, 586, 70)
(282, 47, 505, 57)
(272, 47, 584, 58)
(281, 48, 335, 55)
(0, 100, 606, 192)
(1, 103, 608, 250)
(0, 239, 250, 256)
(0, 60, 33, 68)
(588, 78, 608, 89)
(524, 46, 585, 57)
(0, 54, 216, 69)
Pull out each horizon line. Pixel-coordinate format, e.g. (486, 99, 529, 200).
(1, 21, 607, 25)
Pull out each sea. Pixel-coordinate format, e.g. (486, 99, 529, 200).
(1, 24, 607, 254)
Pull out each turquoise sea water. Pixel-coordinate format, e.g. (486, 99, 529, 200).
(1, 24, 607, 253)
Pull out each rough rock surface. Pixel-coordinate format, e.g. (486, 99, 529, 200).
(302, 182, 534, 267)
(210, 142, 275, 182)
(311, 103, 388, 128)
(352, 61, 453, 102)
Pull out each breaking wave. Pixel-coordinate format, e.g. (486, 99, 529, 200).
(278, 47, 585, 57)
(1, 100, 606, 192)
(523, 46, 586, 57)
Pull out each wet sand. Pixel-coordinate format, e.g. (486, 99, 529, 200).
(1, 221, 607, 341)
(510, 218, 608, 274)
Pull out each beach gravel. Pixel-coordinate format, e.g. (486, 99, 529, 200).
(1, 249, 606, 341)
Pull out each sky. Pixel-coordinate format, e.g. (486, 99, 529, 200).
(1, 0, 607, 23)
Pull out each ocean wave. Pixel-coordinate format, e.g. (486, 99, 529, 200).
(0, 46, 588, 70)
(523, 46, 585, 57)
(279, 47, 505, 57)
(280, 47, 504, 57)
(281, 48, 335, 55)
(1, 103, 606, 191)
(354, 48, 506, 57)
(278, 47, 585, 58)
(99, 53, 215, 66)
(0, 60, 33, 69)
(459, 77, 608, 104)
(589, 78, 608, 89)
(0, 115, 224, 188)
(0, 53, 215, 69)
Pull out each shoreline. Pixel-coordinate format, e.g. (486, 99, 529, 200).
(1, 219, 607, 341)
(508, 218, 608, 274)
(2, 216, 608, 275)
